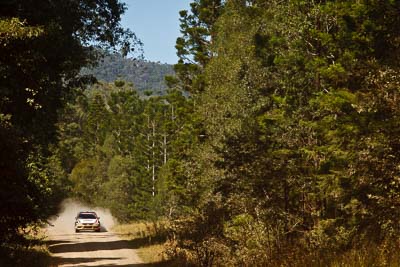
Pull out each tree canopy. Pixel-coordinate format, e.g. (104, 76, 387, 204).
(166, 0, 400, 265)
(0, 0, 138, 247)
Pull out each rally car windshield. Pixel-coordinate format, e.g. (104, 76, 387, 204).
(78, 213, 97, 219)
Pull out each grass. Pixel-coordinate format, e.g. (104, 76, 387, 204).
(329, 242, 400, 267)
(112, 221, 172, 265)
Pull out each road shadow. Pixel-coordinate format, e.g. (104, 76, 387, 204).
(53, 256, 123, 266)
(0, 245, 52, 267)
(49, 235, 165, 254)
(45, 239, 73, 246)
(68, 261, 178, 267)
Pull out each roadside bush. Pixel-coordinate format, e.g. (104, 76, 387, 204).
(166, 199, 230, 266)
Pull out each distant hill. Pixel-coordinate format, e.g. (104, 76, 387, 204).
(81, 53, 175, 94)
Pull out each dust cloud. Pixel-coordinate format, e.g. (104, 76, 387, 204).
(47, 198, 117, 233)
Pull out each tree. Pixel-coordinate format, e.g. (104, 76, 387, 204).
(169, 0, 400, 265)
(171, 0, 224, 93)
(0, 0, 138, 246)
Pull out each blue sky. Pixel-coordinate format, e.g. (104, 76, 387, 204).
(121, 0, 192, 64)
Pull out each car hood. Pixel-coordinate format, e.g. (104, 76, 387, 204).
(77, 219, 98, 223)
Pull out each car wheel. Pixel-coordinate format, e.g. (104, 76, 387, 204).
(75, 229, 79, 233)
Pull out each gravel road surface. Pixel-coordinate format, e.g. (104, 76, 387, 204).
(45, 199, 143, 267)
(47, 229, 143, 267)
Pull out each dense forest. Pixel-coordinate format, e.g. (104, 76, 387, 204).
(1, 0, 400, 266)
(81, 53, 175, 94)
(55, 82, 195, 222)
(164, 0, 400, 266)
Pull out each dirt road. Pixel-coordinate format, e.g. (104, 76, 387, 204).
(45, 199, 143, 267)
(47, 229, 143, 267)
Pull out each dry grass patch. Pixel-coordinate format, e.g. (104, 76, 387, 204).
(113, 221, 169, 264)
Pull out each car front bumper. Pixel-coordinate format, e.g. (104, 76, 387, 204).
(75, 223, 100, 231)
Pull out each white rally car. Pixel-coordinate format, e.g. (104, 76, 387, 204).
(74, 211, 101, 232)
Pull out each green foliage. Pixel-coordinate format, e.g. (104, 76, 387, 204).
(3, 0, 399, 265)
(55, 82, 196, 222)
(172, 0, 225, 93)
(166, 196, 229, 266)
(168, 0, 400, 265)
(0, 18, 43, 44)
(0, 0, 138, 251)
